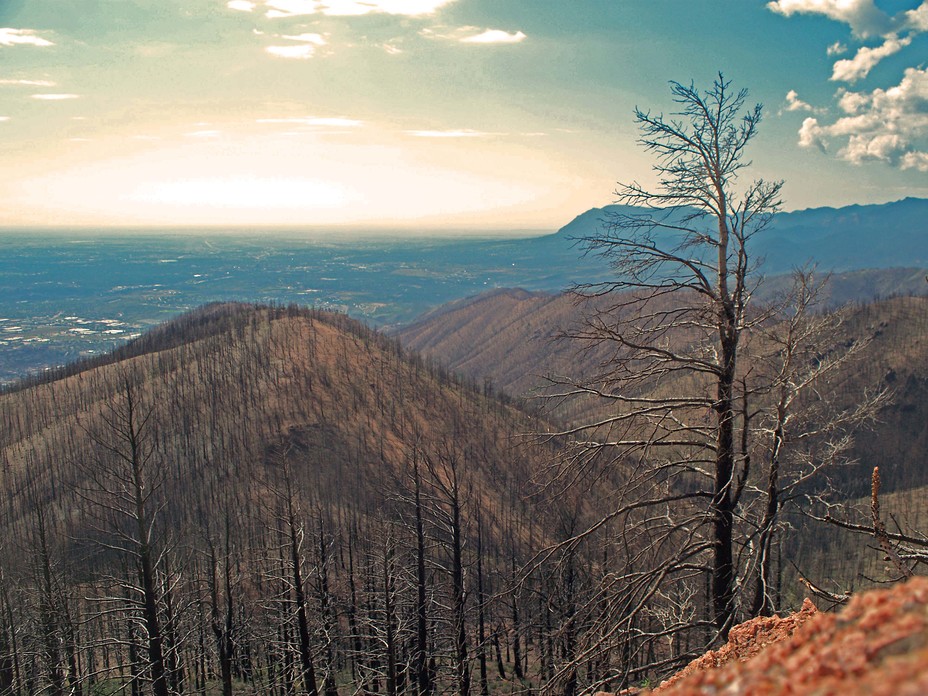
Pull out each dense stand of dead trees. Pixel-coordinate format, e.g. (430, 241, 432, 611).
(0, 303, 652, 696)
(538, 74, 894, 690)
(0, 291, 915, 696)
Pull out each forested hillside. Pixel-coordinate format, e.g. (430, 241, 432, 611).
(0, 304, 635, 696)
(398, 292, 928, 495)
(1, 287, 924, 696)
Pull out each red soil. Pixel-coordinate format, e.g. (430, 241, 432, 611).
(648, 576, 928, 695)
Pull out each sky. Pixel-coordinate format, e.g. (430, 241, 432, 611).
(0, 0, 926, 231)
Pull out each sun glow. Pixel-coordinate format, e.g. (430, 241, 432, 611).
(129, 176, 358, 210)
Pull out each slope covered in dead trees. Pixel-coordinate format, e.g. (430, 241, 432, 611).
(0, 303, 548, 545)
(0, 303, 623, 696)
(2, 295, 925, 696)
(398, 292, 928, 495)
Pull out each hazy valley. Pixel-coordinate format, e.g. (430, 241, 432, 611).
(3, 197, 927, 385)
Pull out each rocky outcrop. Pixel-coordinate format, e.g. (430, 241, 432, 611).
(648, 577, 928, 695)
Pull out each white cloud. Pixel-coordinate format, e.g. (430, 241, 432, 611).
(796, 67, 928, 170)
(459, 29, 527, 44)
(852, 133, 907, 162)
(421, 25, 527, 44)
(773, 0, 928, 173)
(784, 89, 814, 112)
(185, 130, 222, 138)
(831, 34, 911, 82)
(901, 151, 928, 171)
(797, 116, 825, 149)
(262, 0, 455, 18)
(904, 1, 928, 31)
(769, 0, 928, 41)
(0, 117, 9, 122)
(0, 79, 56, 86)
(265, 32, 327, 59)
(383, 43, 403, 55)
(0, 28, 54, 47)
(281, 32, 327, 44)
(766, 0, 896, 37)
(266, 44, 317, 58)
(826, 41, 847, 56)
(31, 93, 79, 100)
(419, 25, 469, 40)
(227, 0, 257, 11)
(257, 116, 362, 127)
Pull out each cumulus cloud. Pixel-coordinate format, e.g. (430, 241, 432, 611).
(831, 34, 911, 82)
(459, 29, 527, 44)
(784, 89, 815, 112)
(0, 116, 10, 122)
(0, 28, 54, 47)
(260, 0, 455, 18)
(904, 2, 928, 31)
(31, 93, 79, 100)
(796, 67, 928, 171)
(773, 1, 928, 174)
(766, 0, 896, 37)
(797, 116, 825, 150)
(227, 0, 257, 11)
(901, 151, 928, 170)
(770, 0, 928, 82)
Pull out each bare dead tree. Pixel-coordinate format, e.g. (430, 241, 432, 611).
(550, 74, 782, 642)
(422, 447, 472, 696)
(820, 466, 928, 580)
(541, 77, 893, 691)
(78, 371, 172, 696)
(744, 269, 887, 615)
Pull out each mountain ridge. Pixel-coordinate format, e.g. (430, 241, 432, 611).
(545, 196, 928, 273)
(397, 290, 928, 495)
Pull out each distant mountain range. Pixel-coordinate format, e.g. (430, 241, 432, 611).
(551, 196, 928, 274)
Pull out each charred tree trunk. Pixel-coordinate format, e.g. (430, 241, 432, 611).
(413, 454, 432, 696)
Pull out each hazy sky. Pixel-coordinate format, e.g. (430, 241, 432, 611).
(1, 0, 926, 230)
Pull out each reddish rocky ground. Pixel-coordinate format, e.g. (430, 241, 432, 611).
(646, 576, 928, 695)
